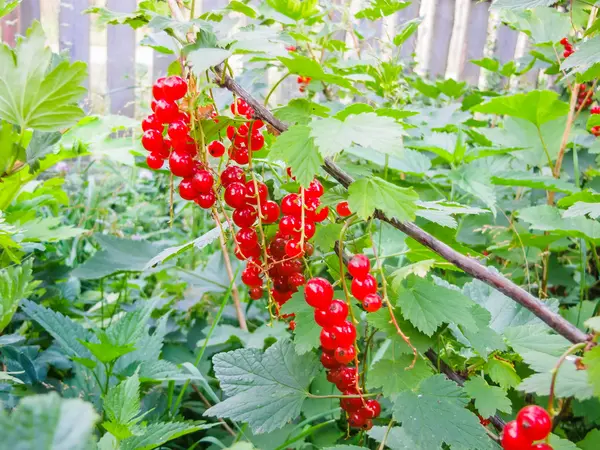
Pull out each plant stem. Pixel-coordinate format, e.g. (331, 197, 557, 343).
(307, 392, 379, 399)
(264, 72, 290, 106)
(377, 419, 395, 450)
(547, 342, 587, 414)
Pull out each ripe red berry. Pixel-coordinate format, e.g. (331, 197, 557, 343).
(348, 254, 370, 278)
(245, 180, 268, 205)
(142, 129, 164, 153)
(285, 240, 304, 258)
(154, 99, 179, 124)
(177, 111, 191, 124)
(152, 77, 166, 100)
(260, 200, 280, 224)
(241, 267, 262, 287)
(224, 182, 248, 209)
(320, 350, 341, 370)
(336, 201, 351, 217)
(363, 293, 383, 312)
(303, 221, 316, 239)
(340, 391, 363, 411)
(501, 420, 533, 450)
(195, 191, 216, 209)
(281, 194, 302, 216)
(591, 105, 600, 114)
(306, 179, 324, 198)
(351, 274, 378, 301)
(335, 367, 358, 390)
(559, 37, 569, 46)
(279, 215, 300, 237)
(162, 75, 188, 101)
(314, 299, 348, 327)
(288, 272, 306, 288)
(334, 345, 356, 364)
(227, 125, 236, 140)
(232, 147, 250, 165)
(249, 287, 263, 300)
(233, 205, 258, 228)
(220, 165, 246, 187)
(173, 137, 196, 155)
(269, 237, 287, 259)
(169, 149, 195, 178)
(146, 153, 164, 170)
(320, 321, 356, 350)
(236, 228, 259, 250)
(516, 405, 552, 441)
(530, 444, 553, 450)
(310, 206, 329, 223)
(304, 278, 334, 309)
(348, 411, 368, 428)
(363, 399, 381, 418)
(142, 114, 163, 132)
(304, 242, 314, 256)
(231, 98, 250, 116)
(167, 121, 190, 143)
(179, 178, 198, 201)
(191, 170, 214, 194)
(250, 132, 264, 151)
(208, 140, 226, 157)
(235, 245, 261, 261)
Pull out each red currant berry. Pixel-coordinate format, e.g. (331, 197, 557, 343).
(310, 206, 329, 223)
(260, 200, 280, 224)
(162, 75, 187, 101)
(269, 237, 287, 258)
(314, 299, 348, 328)
(151, 99, 158, 111)
(340, 391, 363, 411)
(250, 132, 264, 151)
(531, 444, 553, 450)
(142, 129, 164, 153)
(304, 242, 314, 256)
(251, 120, 264, 131)
(232, 147, 250, 165)
(177, 111, 191, 124)
(281, 194, 302, 216)
(334, 345, 356, 364)
(155, 139, 171, 158)
(306, 179, 324, 198)
(320, 321, 356, 350)
(154, 99, 179, 124)
(245, 180, 268, 205)
(516, 405, 552, 441)
(179, 178, 198, 201)
(351, 274, 378, 301)
(336, 367, 358, 390)
(336, 201, 351, 217)
(231, 98, 250, 116)
(361, 420, 373, 431)
(233, 205, 258, 228)
(152, 77, 166, 100)
(559, 37, 569, 46)
(285, 240, 304, 258)
(279, 259, 302, 277)
(591, 105, 600, 115)
(167, 121, 190, 142)
(272, 289, 292, 305)
(363, 293, 383, 312)
(234, 245, 261, 261)
(279, 215, 300, 237)
(241, 267, 262, 287)
(501, 421, 533, 450)
(249, 287, 263, 300)
(226, 125, 236, 140)
(208, 140, 226, 157)
(320, 350, 341, 370)
(304, 221, 316, 239)
(288, 272, 306, 288)
(363, 399, 381, 418)
(173, 137, 196, 155)
(195, 191, 216, 209)
(304, 278, 334, 309)
(169, 149, 195, 178)
(146, 153, 164, 170)
(142, 114, 163, 132)
(236, 228, 259, 250)
(224, 182, 249, 209)
(348, 411, 367, 428)
(348, 254, 370, 278)
(220, 165, 246, 187)
(191, 170, 214, 194)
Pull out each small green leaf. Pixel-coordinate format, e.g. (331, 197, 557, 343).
(393, 18, 421, 46)
(0, 260, 37, 333)
(390, 260, 436, 290)
(471, 57, 500, 72)
(518, 205, 600, 244)
(366, 356, 433, 396)
(120, 421, 211, 450)
(226, 1, 258, 17)
(81, 336, 135, 364)
(355, 0, 409, 20)
(562, 35, 600, 74)
(313, 222, 343, 250)
(583, 346, 600, 398)
(491, 171, 579, 194)
(273, 98, 330, 125)
(104, 373, 141, 432)
(278, 54, 354, 90)
(347, 176, 418, 222)
(280, 290, 320, 354)
(266, 0, 319, 21)
(464, 376, 512, 418)
(491, 0, 556, 10)
(25, 131, 62, 173)
(484, 358, 521, 389)
(187, 48, 232, 75)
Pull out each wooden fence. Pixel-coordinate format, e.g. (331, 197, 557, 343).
(0, 0, 539, 118)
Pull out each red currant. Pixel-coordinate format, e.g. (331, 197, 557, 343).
(245, 180, 268, 205)
(260, 201, 280, 224)
(348, 411, 367, 428)
(250, 132, 264, 151)
(169, 149, 196, 178)
(336, 201, 351, 217)
(310, 206, 329, 223)
(279, 215, 300, 237)
(155, 139, 171, 158)
(233, 205, 258, 228)
(269, 237, 287, 259)
(559, 37, 569, 46)
(154, 99, 179, 124)
(179, 178, 198, 201)
(591, 105, 600, 115)
(363, 293, 382, 312)
(224, 182, 248, 209)
(340, 391, 363, 411)
(195, 191, 216, 209)
(231, 98, 250, 116)
(220, 165, 246, 187)
(236, 228, 259, 250)
(320, 321, 356, 350)
(208, 140, 225, 157)
(516, 405, 552, 441)
(304, 278, 334, 309)
(306, 179, 324, 198)
(334, 345, 356, 364)
(167, 121, 190, 142)
(232, 147, 250, 165)
(162, 75, 187, 101)
(241, 267, 262, 287)
(173, 137, 196, 155)
(152, 77, 166, 100)
(320, 350, 342, 370)
(142, 129, 164, 153)
(314, 299, 348, 328)
(146, 153, 164, 170)
(351, 274, 378, 301)
(281, 194, 302, 216)
(285, 240, 304, 258)
(335, 367, 357, 390)
(191, 170, 214, 194)
(501, 421, 533, 450)
(226, 125, 236, 140)
(249, 287, 263, 300)
(363, 399, 381, 418)
(288, 272, 306, 288)
(142, 114, 163, 132)
(348, 254, 370, 278)
(177, 111, 191, 124)
(304, 221, 316, 239)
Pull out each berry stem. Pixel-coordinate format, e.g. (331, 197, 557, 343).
(264, 72, 291, 106)
(547, 342, 586, 415)
(306, 392, 379, 399)
(377, 419, 395, 450)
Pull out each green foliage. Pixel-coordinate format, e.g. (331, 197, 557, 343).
(463, 376, 512, 418)
(0, 260, 36, 332)
(347, 176, 418, 221)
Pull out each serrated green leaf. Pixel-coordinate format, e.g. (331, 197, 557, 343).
(578, 429, 600, 450)
(398, 278, 477, 336)
(563, 202, 600, 220)
(81, 336, 135, 364)
(548, 433, 580, 450)
(448, 163, 497, 214)
(187, 48, 232, 75)
(0, 260, 36, 333)
(492, 0, 557, 11)
(25, 131, 62, 173)
(355, 0, 409, 20)
(106, 299, 157, 347)
(280, 290, 320, 354)
(277, 54, 354, 90)
(464, 376, 512, 418)
(391, 260, 436, 290)
(313, 222, 342, 251)
(19, 217, 85, 242)
(0, 392, 98, 450)
(585, 316, 600, 333)
(583, 346, 600, 398)
(484, 357, 521, 389)
(562, 35, 600, 74)
(266, 0, 319, 20)
(0, 22, 87, 131)
(472, 90, 569, 127)
(366, 356, 433, 396)
(393, 375, 495, 450)
(367, 307, 434, 355)
(273, 98, 330, 125)
(394, 18, 422, 47)
(491, 171, 579, 194)
(458, 304, 507, 357)
(347, 176, 418, 222)
(120, 421, 210, 450)
(268, 125, 322, 187)
(518, 205, 600, 244)
(415, 201, 488, 229)
(104, 373, 141, 431)
(368, 426, 419, 449)
(205, 339, 319, 433)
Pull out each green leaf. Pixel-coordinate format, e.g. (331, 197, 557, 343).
(120, 421, 210, 450)
(309, 112, 404, 158)
(25, 131, 62, 173)
(448, 163, 497, 214)
(392, 375, 494, 450)
(268, 125, 322, 187)
(391, 260, 436, 290)
(347, 176, 418, 222)
(278, 54, 354, 90)
(18, 217, 84, 243)
(0, 1, 20, 19)
(313, 222, 343, 251)
(393, 18, 421, 47)
(187, 48, 233, 75)
(368, 426, 418, 449)
(399, 278, 477, 336)
(491, 0, 556, 10)
(457, 305, 507, 358)
(578, 429, 600, 450)
(71, 234, 163, 280)
(273, 98, 330, 125)
(0, 392, 98, 450)
(484, 357, 521, 389)
(367, 307, 434, 355)
(81, 335, 135, 364)
(106, 298, 158, 348)
(564, 202, 600, 220)
(585, 316, 600, 333)
(548, 434, 580, 450)
(266, 0, 319, 20)
(471, 57, 500, 72)
(518, 205, 600, 244)
(303, 371, 341, 420)
(516, 7, 571, 44)
(226, 1, 258, 17)
(472, 90, 569, 127)
(104, 373, 141, 431)
(20, 299, 92, 358)
(0, 22, 87, 131)
(204, 339, 320, 433)
(491, 171, 579, 194)
(583, 346, 600, 398)
(355, 0, 409, 20)
(464, 376, 512, 418)
(366, 356, 433, 396)
(415, 201, 488, 229)
(0, 260, 36, 333)
(562, 35, 600, 74)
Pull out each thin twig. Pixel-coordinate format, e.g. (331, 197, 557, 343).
(191, 384, 236, 436)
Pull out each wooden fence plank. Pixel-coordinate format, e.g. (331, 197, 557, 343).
(398, 0, 420, 59)
(1, 7, 19, 45)
(107, 0, 137, 117)
(446, 0, 471, 80)
(60, 0, 90, 90)
(428, 0, 455, 78)
(462, 0, 489, 84)
(19, 0, 41, 33)
(153, 52, 172, 80)
(495, 23, 519, 64)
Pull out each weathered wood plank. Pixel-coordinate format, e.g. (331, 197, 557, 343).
(59, 0, 90, 89)
(19, 0, 41, 33)
(462, 0, 489, 84)
(428, 0, 455, 78)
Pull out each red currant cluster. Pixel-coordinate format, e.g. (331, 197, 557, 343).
(302, 277, 381, 430)
(501, 405, 553, 450)
(285, 45, 297, 52)
(348, 254, 382, 313)
(297, 76, 312, 93)
(577, 83, 594, 111)
(225, 99, 265, 164)
(590, 104, 600, 137)
(560, 37, 574, 58)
